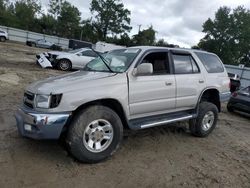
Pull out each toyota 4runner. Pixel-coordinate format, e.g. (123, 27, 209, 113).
(15, 46, 230, 163)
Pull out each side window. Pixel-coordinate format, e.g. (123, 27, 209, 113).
(195, 52, 224, 73)
(173, 54, 200, 74)
(81, 50, 97, 57)
(140, 52, 170, 74)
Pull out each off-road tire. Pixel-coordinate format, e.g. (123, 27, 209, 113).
(57, 59, 72, 71)
(189, 102, 218, 137)
(67, 105, 123, 163)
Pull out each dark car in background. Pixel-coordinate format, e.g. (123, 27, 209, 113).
(227, 86, 250, 114)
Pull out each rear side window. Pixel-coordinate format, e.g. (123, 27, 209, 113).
(81, 50, 97, 57)
(195, 52, 224, 73)
(173, 54, 200, 74)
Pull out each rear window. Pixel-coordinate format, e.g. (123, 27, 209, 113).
(195, 52, 224, 73)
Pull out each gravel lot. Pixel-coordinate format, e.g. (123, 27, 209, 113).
(0, 42, 250, 188)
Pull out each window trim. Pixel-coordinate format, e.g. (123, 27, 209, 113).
(171, 52, 201, 75)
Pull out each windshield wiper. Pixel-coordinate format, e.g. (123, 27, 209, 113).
(89, 47, 114, 73)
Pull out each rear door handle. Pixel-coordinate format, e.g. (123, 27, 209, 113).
(199, 80, 204, 84)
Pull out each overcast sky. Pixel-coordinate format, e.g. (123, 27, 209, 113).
(42, 0, 250, 47)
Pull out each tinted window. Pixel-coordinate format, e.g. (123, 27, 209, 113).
(195, 52, 224, 73)
(140, 52, 169, 74)
(81, 50, 97, 57)
(173, 54, 199, 74)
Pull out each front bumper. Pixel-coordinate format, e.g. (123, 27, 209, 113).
(15, 107, 71, 139)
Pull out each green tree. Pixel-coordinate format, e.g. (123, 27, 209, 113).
(0, 0, 17, 27)
(57, 1, 81, 38)
(198, 6, 250, 66)
(79, 19, 99, 42)
(155, 39, 169, 47)
(90, 0, 132, 40)
(38, 14, 58, 35)
(132, 26, 156, 46)
(14, 0, 41, 30)
(48, 0, 64, 19)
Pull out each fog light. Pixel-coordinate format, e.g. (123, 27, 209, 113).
(24, 124, 32, 131)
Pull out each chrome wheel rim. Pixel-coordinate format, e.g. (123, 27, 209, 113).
(60, 61, 69, 70)
(83, 119, 114, 153)
(202, 111, 214, 131)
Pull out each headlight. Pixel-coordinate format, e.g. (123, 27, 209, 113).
(35, 94, 51, 108)
(35, 94, 62, 109)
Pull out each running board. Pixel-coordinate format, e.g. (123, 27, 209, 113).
(128, 112, 196, 130)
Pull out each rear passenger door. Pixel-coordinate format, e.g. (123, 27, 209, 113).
(129, 50, 176, 119)
(171, 51, 206, 110)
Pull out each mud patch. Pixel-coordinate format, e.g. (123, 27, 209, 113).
(0, 72, 20, 85)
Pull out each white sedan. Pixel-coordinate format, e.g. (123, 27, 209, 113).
(37, 48, 101, 71)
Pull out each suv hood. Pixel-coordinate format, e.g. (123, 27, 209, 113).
(26, 71, 116, 94)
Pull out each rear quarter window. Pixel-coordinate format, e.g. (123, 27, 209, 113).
(195, 52, 224, 73)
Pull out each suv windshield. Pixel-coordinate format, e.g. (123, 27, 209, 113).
(83, 48, 140, 73)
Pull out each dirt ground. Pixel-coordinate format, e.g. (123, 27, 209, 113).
(0, 42, 249, 188)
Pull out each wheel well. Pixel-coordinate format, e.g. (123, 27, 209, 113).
(70, 99, 129, 129)
(199, 89, 221, 112)
(58, 58, 72, 64)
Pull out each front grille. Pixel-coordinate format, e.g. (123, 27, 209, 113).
(23, 92, 35, 109)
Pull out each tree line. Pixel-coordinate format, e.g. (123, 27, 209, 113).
(0, 0, 172, 47)
(1, 0, 250, 66)
(195, 6, 250, 66)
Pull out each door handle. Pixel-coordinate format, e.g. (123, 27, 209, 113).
(165, 82, 172, 86)
(199, 80, 204, 83)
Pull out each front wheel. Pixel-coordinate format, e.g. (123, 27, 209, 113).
(57, 59, 72, 71)
(189, 102, 218, 137)
(67, 105, 123, 163)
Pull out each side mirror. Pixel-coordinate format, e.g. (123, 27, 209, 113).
(133, 63, 153, 76)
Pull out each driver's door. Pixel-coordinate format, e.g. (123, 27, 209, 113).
(128, 50, 176, 119)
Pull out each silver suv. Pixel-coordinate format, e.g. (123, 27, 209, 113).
(15, 46, 230, 163)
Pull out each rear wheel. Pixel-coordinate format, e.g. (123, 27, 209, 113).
(67, 105, 123, 163)
(57, 59, 72, 71)
(0, 36, 6, 42)
(189, 102, 218, 137)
